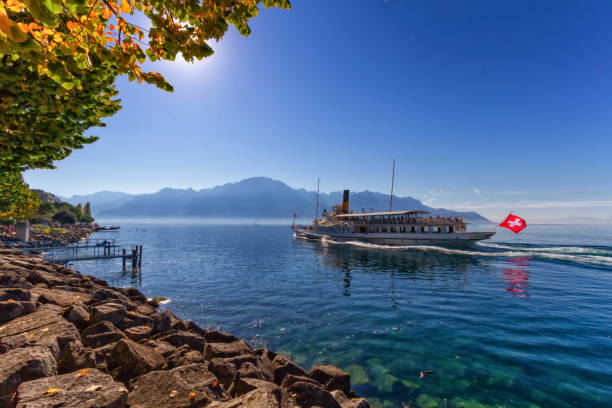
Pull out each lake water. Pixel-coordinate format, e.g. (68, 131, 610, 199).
(73, 221, 612, 408)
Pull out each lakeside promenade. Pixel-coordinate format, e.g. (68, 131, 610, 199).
(0, 242, 369, 407)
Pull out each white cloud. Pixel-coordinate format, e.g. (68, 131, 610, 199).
(473, 187, 481, 195)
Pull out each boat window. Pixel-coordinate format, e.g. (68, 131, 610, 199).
(410, 227, 416, 233)
(382, 227, 387, 233)
(421, 226, 428, 233)
(400, 227, 406, 233)
(448, 226, 454, 233)
(391, 227, 396, 233)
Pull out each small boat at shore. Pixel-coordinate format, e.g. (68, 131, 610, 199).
(292, 190, 495, 247)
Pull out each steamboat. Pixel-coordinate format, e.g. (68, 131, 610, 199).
(292, 190, 495, 246)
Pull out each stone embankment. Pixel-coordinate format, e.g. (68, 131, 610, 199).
(0, 249, 370, 408)
(0, 227, 92, 246)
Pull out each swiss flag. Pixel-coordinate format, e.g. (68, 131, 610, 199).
(499, 214, 527, 234)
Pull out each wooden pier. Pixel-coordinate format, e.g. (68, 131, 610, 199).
(13, 240, 143, 273)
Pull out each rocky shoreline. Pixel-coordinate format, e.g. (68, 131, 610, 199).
(0, 248, 370, 407)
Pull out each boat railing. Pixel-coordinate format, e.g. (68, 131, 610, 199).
(332, 217, 465, 225)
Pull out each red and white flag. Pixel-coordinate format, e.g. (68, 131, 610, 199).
(499, 214, 527, 233)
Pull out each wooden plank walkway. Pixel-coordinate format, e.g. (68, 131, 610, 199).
(42, 243, 143, 271)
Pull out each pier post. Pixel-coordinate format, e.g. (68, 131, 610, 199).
(138, 245, 143, 270)
(122, 249, 126, 272)
(131, 246, 137, 271)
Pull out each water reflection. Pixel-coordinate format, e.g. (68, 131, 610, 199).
(293, 238, 498, 306)
(502, 257, 530, 298)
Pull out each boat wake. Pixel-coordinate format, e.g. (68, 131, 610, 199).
(321, 239, 612, 268)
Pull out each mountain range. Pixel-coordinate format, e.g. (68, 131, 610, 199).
(63, 177, 490, 222)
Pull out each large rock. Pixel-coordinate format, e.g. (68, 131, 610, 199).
(167, 346, 206, 368)
(141, 340, 178, 359)
(0, 307, 81, 365)
(81, 321, 127, 349)
(208, 388, 279, 408)
(330, 390, 370, 408)
(149, 311, 185, 334)
(111, 339, 165, 380)
(89, 303, 126, 326)
(117, 311, 153, 330)
(123, 287, 147, 303)
(0, 346, 57, 406)
(123, 325, 152, 342)
(208, 355, 265, 388)
(205, 340, 253, 360)
(31, 286, 92, 308)
(203, 330, 240, 343)
(27, 269, 66, 287)
(271, 355, 308, 385)
(309, 365, 351, 395)
(281, 381, 340, 408)
(0, 288, 32, 302)
(0, 300, 29, 324)
(231, 377, 280, 398)
(0, 289, 36, 323)
(14, 368, 127, 408)
(280, 374, 322, 389)
(62, 305, 90, 329)
(128, 363, 229, 408)
(154, 330, 206, 353)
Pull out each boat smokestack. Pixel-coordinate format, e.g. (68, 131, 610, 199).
(342, 190, 350, 214)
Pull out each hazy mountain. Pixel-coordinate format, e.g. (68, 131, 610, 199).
(88, 177, 490, 222)
(65, 191, 135, 215)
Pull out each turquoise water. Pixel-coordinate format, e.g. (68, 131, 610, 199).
(74, 222, 612, 407)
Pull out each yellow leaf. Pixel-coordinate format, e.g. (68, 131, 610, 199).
(120, 0, 131, 14)
(169, 390, 178, 398)
(0, 13, 28, 42)
(188, 392, 196, 400)
(45, 388, 61, 394)
(76, 368, 89, 377)
(101, 7, 111, 19)
(6, 299, 16, 303)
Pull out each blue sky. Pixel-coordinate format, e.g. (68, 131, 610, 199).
(25, 0, 612, 221)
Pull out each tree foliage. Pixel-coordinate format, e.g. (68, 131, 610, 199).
(52, 208, 77, 224)
(84, 201, 91, 217)
(0, 170, 40, 219)
(1, 0, 291, 172)
(33, 199, 95, 223)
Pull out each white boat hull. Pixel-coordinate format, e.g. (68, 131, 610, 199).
(292, 226, 494, 247)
